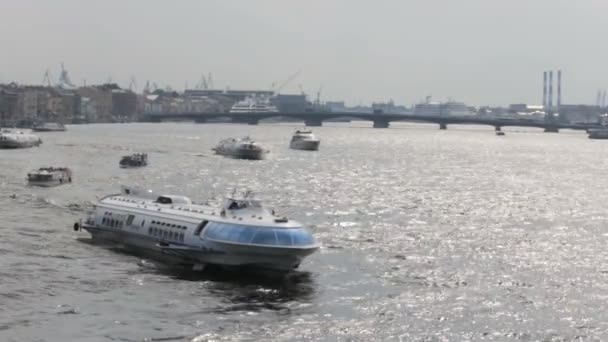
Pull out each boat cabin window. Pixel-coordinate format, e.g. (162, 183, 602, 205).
(194, 220, 209, 236)
(126, 215, 135, 226)
(202, 222, 316, 247)
(156, 196, 173, 204)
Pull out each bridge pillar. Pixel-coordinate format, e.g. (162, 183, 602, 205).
(439, 122, 447, 130)
(373, 120, 390, 128)
(232, 117, 259, 125)
(304, 119, 323, 127)
(143, 116, 162, 123)
(544, 126, 559, 133)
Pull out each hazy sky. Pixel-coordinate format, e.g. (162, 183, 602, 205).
(2, 0, 607, 106)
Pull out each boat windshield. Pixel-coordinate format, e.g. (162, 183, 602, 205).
(29, 174, 53, 180)
(203, 222, 316, 247)
(224, 198, 262, 210)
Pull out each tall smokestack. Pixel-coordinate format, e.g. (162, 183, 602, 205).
(557, 70, 561, 114)
(548, 71, 553, 113)
(543, 71, 547, 109)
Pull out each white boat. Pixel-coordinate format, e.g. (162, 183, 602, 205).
(0, 129, 42, 149)
(213, 137, 268, 160)
(73, 186, 319, 273)
(588, 128, 608, 139)
(230, 95, 279, 113)
(120, 153, 148, 168)
(290, 130, 320, 151)
(27, 167, 72, 187)
(32, 122, 66, 132)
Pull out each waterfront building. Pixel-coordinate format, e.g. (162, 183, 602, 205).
(414, 96, 473, 116)
(273, 94, 309, 113)
(111, 89, 138, 122)
(77, 86, 112, 123)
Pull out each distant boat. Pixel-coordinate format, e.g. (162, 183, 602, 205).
(27, 167, 72, 187)
(496, 131, 505, 136)
(230, 96, 278, 113)
(213, 137, 268, 160)
(290, 130, 320, 151)
(588, 128, 608, 139)
(0, 129, 42, 149)
(32, 122, 66, 132)
(120, 153, 148, 168)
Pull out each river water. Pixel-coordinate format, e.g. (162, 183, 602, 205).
(1, 123, 608, 341)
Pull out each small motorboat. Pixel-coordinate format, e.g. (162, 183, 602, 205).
(119, 153, 148, 168)
(212, 137, 268, 160)
(27, 167, 72, 187)
(290, 130, 320, 151)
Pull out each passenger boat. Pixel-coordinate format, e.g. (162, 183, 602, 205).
(73, 186, 319, 272)
(588, 128, 608, 139)
(27, 167, 72, 187)
(290, 129, 320, 151)
(212, 137, 268, 160)
(32, 122, 66, 132)
(0, 129, 42, 149)
(119, 153, 148, 168)
(229, 96, 279, 113)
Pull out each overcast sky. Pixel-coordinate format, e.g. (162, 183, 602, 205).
(1, 0, 607, 106)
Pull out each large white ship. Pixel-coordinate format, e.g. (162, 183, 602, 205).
(230, 95, 279, 113)
(74, 186, 319, 272)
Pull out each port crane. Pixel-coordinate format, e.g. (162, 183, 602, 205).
(271, 70, 301, 94)
(128, 76, 138, 92)
(195, 73, 215, 90)
(42, 69, 55, 87)
(57, 63, 75, 87)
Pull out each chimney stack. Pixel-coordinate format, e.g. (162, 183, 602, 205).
(557, 70, 561, 114)
(543, 71, 547, 109)
(548, 71, 553, 113)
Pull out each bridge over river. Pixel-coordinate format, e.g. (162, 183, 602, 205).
(142, 111, 600, 132)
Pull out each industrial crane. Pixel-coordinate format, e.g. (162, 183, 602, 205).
(195, 73, 215, 90)
(315, 85, 323, 105)
(128, 76, 138, 92)
(42, 69, 55, 87)
(272, 70, 301, 94)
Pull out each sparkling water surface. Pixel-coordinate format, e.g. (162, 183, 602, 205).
(1, 123, 608, 341)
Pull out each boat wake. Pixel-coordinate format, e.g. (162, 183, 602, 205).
(7, 193, 92, 213)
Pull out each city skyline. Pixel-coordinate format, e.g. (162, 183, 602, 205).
(2, 0, 608, 106)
